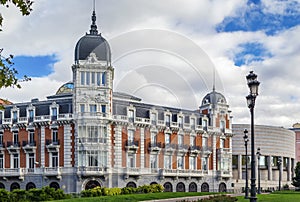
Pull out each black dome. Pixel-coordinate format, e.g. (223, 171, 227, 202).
(75, 34, 111, 62)
(201, 90, 227, 106)
(74, 10, 111, 63)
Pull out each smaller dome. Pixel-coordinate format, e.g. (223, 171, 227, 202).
(201, 90, 227, 106)
(56, 82, 74, 95)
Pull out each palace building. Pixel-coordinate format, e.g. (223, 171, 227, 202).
(0, 10, 233, 193)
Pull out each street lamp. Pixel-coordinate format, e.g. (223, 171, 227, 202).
(246, 71, 260, 202)
(278, 157, 282, 191)
(256, 147, 261, 194)
(243, 129, 249, 199)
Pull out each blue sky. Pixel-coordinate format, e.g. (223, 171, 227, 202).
(1, 0, 300, 127)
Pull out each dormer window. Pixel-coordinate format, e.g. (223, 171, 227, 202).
(28, 109, 34, 122)
(102, 72, 106, 86)
(203, 119, 208, 131)
(191, 118, 195, 130)
(151, 112, 157, 125)
(165, 114, 171, 127)
(12, 111, 18, 124)
(51, 107, 57, 121)
(128, 109, 134, 123)
(178, 116, 183, 128)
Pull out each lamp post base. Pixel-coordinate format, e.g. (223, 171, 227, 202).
(249, 196, 257, 202)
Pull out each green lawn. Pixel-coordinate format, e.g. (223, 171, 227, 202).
(55, 191, 300, 202)
(237, 191, 300, 202)
(57, 192, 218, 202)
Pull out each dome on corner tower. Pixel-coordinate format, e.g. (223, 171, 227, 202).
(201, 89, 227, 106)
(74, 11, 111, 63)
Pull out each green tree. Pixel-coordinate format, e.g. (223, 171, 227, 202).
(292, 162, 300, 188)
(0, 0, 33, 89)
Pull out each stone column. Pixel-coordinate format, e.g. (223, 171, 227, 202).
(238, 154, 242, 180)
(113, 125, 122, 170)
(140, 127, 145, 168)
(287, 157, 291, 181)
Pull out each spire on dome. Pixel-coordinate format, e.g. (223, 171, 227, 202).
(89, 0, 98, 35)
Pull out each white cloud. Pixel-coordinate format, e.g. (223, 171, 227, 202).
(0, 0, 299, 128)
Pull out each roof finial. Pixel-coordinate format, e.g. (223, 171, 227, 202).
(212, 67, 216, 92)
(89, 0, 98, 35)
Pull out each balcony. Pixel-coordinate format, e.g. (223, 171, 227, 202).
(46, 139, 60, 152)
(176, 144, 189, 154)
(217, 170, 232, 178)
(77, 166, 107, 176)
(22, 141, 36, 153)
(201, 146, 212, 156)
(135, 117, 150, 126)
(148, 142, 162, 153)
(125, 140, 139, 152)
(170, 122, 179, 131)
(6, 141, 20, 154)
(124, 167, 142, 177)
(44, 167, 61, 178)
(79, 137, 107, 144)
(162, 143, 176, 154)
(0, 168, 25, 179)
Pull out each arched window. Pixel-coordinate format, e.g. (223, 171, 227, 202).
(26, 182, 36, 191)
(10, 182, 20, 191)
(201, 182, 209, 192)
(163, 182, 173, 192)
(49, 182, 60, 190)
(176, 182, 185, 192)
(126, 181, 137, 188)
(85, 180, 101, 190)
(219, 182, 227, 192)
(189, 182, 197, 192)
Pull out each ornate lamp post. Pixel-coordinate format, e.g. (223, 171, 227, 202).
(256, 147, 261, 194)
(246, 71, 260, 202)
(278, 157, 282, 191)
(243, 129, 249, 199)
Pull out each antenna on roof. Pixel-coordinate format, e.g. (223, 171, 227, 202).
(212, 67, 216, 92)
(93, 0, 96, 11)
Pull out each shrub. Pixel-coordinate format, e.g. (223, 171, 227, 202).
(0, 189, 10, 202)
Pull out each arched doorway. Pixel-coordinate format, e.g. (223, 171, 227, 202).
(219, 182, 227, 192)
(0, 182, 5, 189)
(26, 182, 36, 191)
(85, 180, 101, 190)
(189, 182, 197, 192)
(201, 182, 209, 192)
(163, 182, 173, 192)
(10, 182, 20, 191)
(49, 182, 60, 190)
(176, 182, 185, 192)
(126, 181, 137, 188)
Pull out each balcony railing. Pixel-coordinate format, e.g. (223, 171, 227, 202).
(125, 140, 139, 151)
(22, 140, 36, 147)
(6, 141, 20, 148)
(77, 166, 107, 176)
(148, 142, 162, 152)
(0, 168, 25, 177)
(46, 139, 60, 146)
(160, 169, 205, 177)
(79, 137, 107, 144)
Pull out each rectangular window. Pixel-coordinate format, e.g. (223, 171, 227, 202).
(90, 104, 97, 115)
(150, 154, 157, 168)
(128, 130, 134, 144)
(232, 155, 238, 168)
(202, 157, 208, 170)
(80, 104, 85, 113)
(177, 156, 184, 169)
(202, 137, 207, 148)
(0, 133, 3, 145)
(52, 152, 58, 167)
(99, 151, 107, 167)
(190, 136, 196, 146)
(151, 132, 157, 144)
(91, 72, 95, 84)
(80, 71, 85, 85)
(88, 150, 98, 166)
(128, 110, 134, 122)
(164, 155, 171, 169)
(102, 72, 106, 85)
(0, 154, 3, 168)
(178, 135, 183, 146)
(203, 119, 208, 131)
(191, 118, 195, 130)
(13, 154, 19, 168)
(166, 115, 170, 127)
(128, 153, 135, 168)
(51, 108, 57, 121)
(52, 130, 58, 144)
(28, 110, 34, 122)
(220, 120, 225, 133)
(13, 132, 19, 145)
(220, 138, 225, 148)
(178, 116, 183, 128)
(0, 111, 2, 124)
(151, 113, 156, 125)
(29, 131, 35, 144)
(96, 72, 101, 86)
(86, 72, 90, 85)
(165, 133, 171, 145)
(189, 156, 196, 170)
(88, 126, 98, 139)
(29, 153, 35, 169)
(12, 111, 18, 123)
(101, 105, 106, 114)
